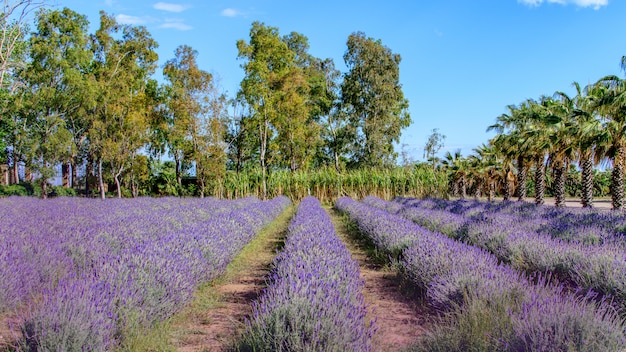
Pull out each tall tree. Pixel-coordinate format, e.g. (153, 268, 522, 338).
(0, 0, 47, 93)
(341, 31, 410, 168)
(89, 11, 158, 199)
(424, 128, 446, 169)
(162, 45, 213, 190)
(20, 7, 91, 198)
(592, 75, 626, 210)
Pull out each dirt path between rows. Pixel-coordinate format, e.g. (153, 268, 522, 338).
(326, 206, 430, 352)
(170, 207, 293, 352)
(171, 205, 429, 352)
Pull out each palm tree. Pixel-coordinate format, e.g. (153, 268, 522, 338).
(487, 104, 534, 202)
(591, 76, 626, 210)
(562, 82, 603, 208)
(442, 150, 469, 199)
(546, 93, 577, 207)
(490, 133, 515, 201)
(518, 98, 552, 206)
(472, 143, 500, 202)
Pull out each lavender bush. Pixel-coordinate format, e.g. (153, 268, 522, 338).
(0, 195, 290, 351)
(337, 197, 626, 351)
(238, 196, 374, 352)
(368, 196, 626, 313)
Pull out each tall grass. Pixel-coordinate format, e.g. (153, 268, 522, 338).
(217, 166, 447, 202)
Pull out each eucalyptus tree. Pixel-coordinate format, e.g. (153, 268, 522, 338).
(162, 44, 213, 190)
(0, 0, 48, 93)
(89, 11, 158, 199)
(20, 7, 92, 198)
(592, 75, 626, 210)
(237, 22, 326, 196)
(237, 22, 291, 197)
(341, 31, 410, 168)
(316, 58, 349, 171)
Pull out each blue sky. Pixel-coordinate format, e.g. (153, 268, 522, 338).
(54, 0, 626, 162)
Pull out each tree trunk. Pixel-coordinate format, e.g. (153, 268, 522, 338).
(580, 155, 593, 208)
(553, 159, 566, 207)
(24, 166, 31, 183)
(474, 178, 482, 199)
(260, 117, 268, 200)
(98, 159, 105, 200)
(502, 168, 512, 201)
(71, 157, 78, 189)
(534, 156, 545, 205)
(174, 153, 182, 190)
(40, 177, 47, 199)
(11, 158, 18, 184)
(611, 144, 625, 211)
(86, 155, 94, 197)
(459, 176, 466, 199)
(517, 157, 527, 202)
(62, 162, 70, 188)
(114, 166, 123, 199)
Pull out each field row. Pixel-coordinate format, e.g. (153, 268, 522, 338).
(336, 196, 626, 351)
(362, 196, 626, 313)
(0, 196, 290, 350)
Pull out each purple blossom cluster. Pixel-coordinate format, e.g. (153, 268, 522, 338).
(0, 195, 290, 351)
(366, 196, 626, 313)
(239, 196, 374, 351)
(336, 197, 626, 350)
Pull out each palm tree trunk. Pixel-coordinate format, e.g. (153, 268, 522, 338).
(460, 176, 466, 199)
(580, 155, 593, 208)
(534, 156, 545, 205)
(611, 144, 625, 210)
(517, 157, 527, 202)
(502, 168, 512, 201)
(553, 159, 566, 207)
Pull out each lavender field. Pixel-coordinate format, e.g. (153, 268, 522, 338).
(0, 196, 290, 351)
(237, 196, 375, 351)
(337, 196, 626, 351)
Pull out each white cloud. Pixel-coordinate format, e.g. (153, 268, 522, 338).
(518, 0, 608, 9)
(153, 2, 190, 13)
(159, 19, 192, 31)
(115, 14, 149, 25)
(221, 8, 245, 17)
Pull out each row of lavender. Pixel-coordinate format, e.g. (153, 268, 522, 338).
(397, 197, 626, 245)
(237, 196, 375, 351)
(0, 196, 291, 351)
(336, 197, 626, 351)
(362, 196, 626, 313)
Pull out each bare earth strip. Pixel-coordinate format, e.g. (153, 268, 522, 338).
(171, 207, 294, 352)
(326, 206, 430, 352)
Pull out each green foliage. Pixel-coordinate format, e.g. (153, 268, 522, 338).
(220, 165, 447, 203)
(341, 31, 411, 168)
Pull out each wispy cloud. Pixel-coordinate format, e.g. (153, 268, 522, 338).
(116, 14, 150, 25)
(518, 0, 608, 9)
(221, 8, 246, 17)
(153, 2, 190, 13)
(159, 18, 192, 31)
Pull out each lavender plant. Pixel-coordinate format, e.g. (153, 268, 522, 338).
(238, 196, 374, 352)
(0, 195, 290, 351)
(338, 197, 626, 351)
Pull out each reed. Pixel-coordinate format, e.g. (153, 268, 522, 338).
(218, 166, 447, 202)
